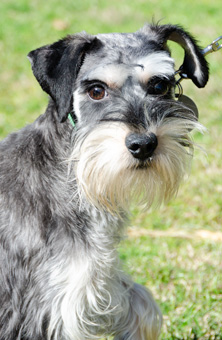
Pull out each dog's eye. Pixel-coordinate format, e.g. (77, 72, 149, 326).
(147, 78, 170, 96)
(88, 86, 106, 100)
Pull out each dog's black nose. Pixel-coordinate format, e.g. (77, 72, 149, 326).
(125, 132, 158, 161)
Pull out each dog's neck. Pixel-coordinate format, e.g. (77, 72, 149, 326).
(33, 99, 74, 157)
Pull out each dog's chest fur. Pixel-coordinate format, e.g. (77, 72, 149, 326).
(0, 110, 125, 339)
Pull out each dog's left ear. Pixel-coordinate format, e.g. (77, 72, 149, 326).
(150, 24, 209, 88)
(28, 34, 102, 122)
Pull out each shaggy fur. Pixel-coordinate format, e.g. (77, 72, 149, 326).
(0, 23, 208, 340)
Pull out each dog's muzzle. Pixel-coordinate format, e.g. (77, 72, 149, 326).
(125, 132, 158, 161)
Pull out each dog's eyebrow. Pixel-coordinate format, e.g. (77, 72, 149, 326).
(135, 52, 175, 82)
(80, 52, 175, 90)
(132, 64, 145, 70)
(82, 64, 131, 88)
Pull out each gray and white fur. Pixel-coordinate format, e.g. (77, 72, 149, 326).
(0, 24, 209, 340)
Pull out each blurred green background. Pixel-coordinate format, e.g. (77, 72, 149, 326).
(0, 0, 222, 339)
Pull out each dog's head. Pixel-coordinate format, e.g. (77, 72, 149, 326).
(28, 24, 209, 212)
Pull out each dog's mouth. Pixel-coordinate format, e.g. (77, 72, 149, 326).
(131, 157, 154, 170)
(71, 117, 201, 212)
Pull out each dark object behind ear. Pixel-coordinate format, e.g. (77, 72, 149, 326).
(28, 35, 103, 122)
(150, 24, 209, 88)
(178, 94, 199, 118)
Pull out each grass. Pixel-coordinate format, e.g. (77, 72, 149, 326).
(119, 236, 222, 339)
(1, 0, 222, 339)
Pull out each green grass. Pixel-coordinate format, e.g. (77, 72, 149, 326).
(119, 237, 222, 339)
(1, 0, 222, 339)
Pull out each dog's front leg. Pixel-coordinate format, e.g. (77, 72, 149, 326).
(113, 282, 162, 340)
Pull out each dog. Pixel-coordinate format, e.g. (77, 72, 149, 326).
(0, 23, 209, 340)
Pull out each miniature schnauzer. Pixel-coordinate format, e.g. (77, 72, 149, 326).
(0, 24, 209, 340)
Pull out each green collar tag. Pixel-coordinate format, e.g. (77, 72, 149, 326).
(68, 113, 76, 128)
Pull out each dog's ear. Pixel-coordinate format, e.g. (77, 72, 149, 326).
(28, 35, 103, 122)
(150, 24, 209, 88)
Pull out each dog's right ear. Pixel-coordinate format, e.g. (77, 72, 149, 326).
(148, 24, 209, 88)
(28, 34, 103, 123)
